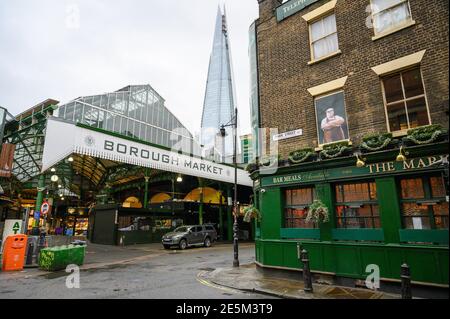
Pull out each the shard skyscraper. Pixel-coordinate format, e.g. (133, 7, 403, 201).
(200, 6, 237, 162)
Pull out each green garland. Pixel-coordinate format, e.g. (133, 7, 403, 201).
(288, 148, 314, 164)
(305, 200, 329, 224)
(405, 125, 446, 145)
(407, 130, 443, 145)
(259, 156, 272, 166)
(320, 141, 351, 159)
(361, 132, 393, 151)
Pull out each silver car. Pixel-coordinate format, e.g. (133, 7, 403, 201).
(161, 225, 218, 250)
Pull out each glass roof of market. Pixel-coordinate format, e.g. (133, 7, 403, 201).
(57, 85, 199, 152)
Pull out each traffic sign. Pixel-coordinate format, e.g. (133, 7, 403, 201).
(41, 201, 50, 215)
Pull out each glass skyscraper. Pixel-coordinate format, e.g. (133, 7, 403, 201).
(200, 6, 237, 161)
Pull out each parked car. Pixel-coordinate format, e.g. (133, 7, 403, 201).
(161, 224, 217, 250)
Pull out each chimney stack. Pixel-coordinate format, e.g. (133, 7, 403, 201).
(257, 0, 282, 22)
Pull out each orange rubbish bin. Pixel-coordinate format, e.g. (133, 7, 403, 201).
(2, 234, 28, 271)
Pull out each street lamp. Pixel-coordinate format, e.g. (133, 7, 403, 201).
(220, 107, 239, 267)
(172, 174, 183, 215)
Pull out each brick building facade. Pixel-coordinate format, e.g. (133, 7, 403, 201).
(255, 0, 448, 157)
(250, 0, 449, 295)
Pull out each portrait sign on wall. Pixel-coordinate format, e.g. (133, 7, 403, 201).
(315, 91, 349, 145)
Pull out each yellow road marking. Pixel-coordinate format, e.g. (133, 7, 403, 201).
(196, 270, 245, 295)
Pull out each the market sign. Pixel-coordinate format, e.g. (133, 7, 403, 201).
(276, 0, 320, 22)
(261, 154, 449, 187)
(41, 118, 252, 187)
(273, 129, 303, 141)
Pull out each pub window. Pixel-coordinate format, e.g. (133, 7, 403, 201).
(381, 67, 430, 133)
(335, 181, 380, 228)
(400, 175, 448, 230)
(371, 0, 413, 35)
(309, 13, 339, 61)
(285, 187, 316, 228)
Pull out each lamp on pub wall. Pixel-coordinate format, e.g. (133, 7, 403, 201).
(396, 145, 409, 162)
(354, 151, 366, 168)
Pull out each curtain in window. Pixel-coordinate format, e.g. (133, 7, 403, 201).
(372, 0, 411, 34)
(311, 14, 338, 59)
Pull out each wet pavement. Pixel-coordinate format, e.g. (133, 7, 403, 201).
(1, 241, 405, 299)
(0, 242, 276, 299)
(199, 263, 401, 299)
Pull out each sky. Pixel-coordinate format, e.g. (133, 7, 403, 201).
(0, 0, 259, 136)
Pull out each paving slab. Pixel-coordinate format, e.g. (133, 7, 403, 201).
(200, 263, 400, 299)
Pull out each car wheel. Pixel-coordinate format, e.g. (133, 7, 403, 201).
(204, 237, 211, 248)
(179, 239, 187, 250)
(163, 245, 171, 250)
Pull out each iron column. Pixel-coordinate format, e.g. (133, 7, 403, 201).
(233, 108, 239, 268)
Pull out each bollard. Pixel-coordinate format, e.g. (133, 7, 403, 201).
(26, 242, 34, 265)
(296, 243, 302, 280)
(401, 263, 412, 299)
(36, 233, 46, 259)
(301, 249, 313, 293)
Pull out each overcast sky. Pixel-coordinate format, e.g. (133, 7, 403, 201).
(0, 0, 259, 136)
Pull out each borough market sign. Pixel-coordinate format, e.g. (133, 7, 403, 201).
(41, 118, 252, 186)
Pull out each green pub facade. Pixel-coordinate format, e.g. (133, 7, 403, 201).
(251, 0, 449, 291)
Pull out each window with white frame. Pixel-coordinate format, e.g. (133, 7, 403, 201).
(371, 0, 413, 35)
(309, 13, 339, 61)
(381, 67, 430, 132)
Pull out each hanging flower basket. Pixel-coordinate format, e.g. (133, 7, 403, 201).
(305, 200, 329, 224)
(243, 205, 262, 223)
